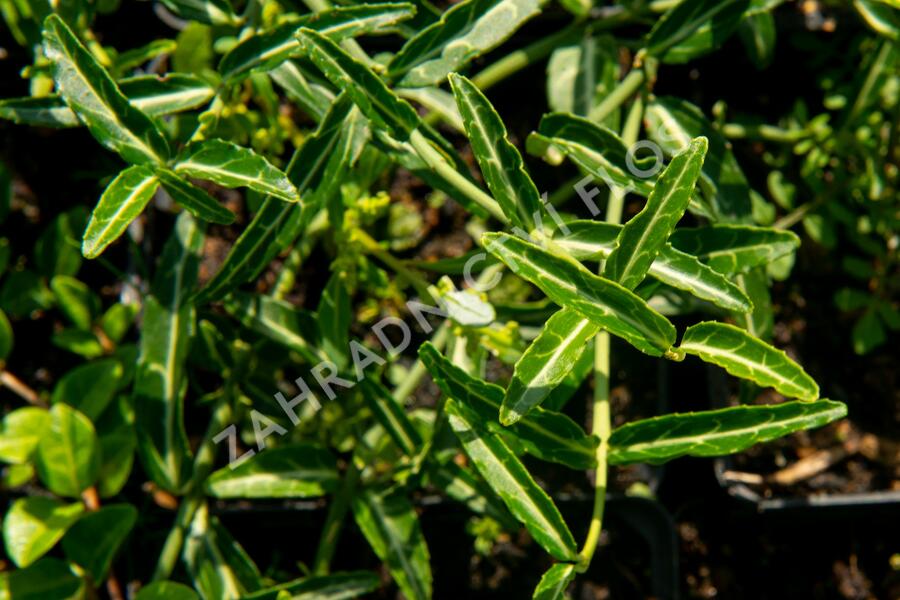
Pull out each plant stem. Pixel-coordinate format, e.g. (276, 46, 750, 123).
(721, 122, 810, 143)
(408, 129, 508, 224)
(588, 68, 646, 124)
(353, 228, 436, 301)
(0, 370, 44, 407)
(392, 321, 450, 405)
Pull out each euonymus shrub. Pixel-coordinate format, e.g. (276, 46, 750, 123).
(0, 1, 857, 598)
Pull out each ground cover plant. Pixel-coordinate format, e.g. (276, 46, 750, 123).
(0, 0, 897, 598)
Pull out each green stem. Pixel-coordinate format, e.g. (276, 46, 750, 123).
(270, 210, 327, 300)
(393, 321, 450, 405)
(588, 68, 646, 124)
(721, 122, 810, 143)
(408, 129, 508, 224)
(353, 228, 435, 301)
(312, 459, 360, 575)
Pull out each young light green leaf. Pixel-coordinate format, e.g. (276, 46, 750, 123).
(35, 403, 100, 498)
(158, 0, 240, 26)
(0, 408, 49, 464)
(351, 488, 433, 600)
(547, 33, 619, 124)
(219, 3, 417, 81)
(0, 557, 86, 600)
(387, 0, 543, 87)
(134, 213, 203, 493)
(554, 220, 753, 313)
(82, 165, 159, 259)
(533, 562, 577, 600)
(483, 232, 677, 356)
(528, 112, 655, 197)
(608, 399, 847, 465)
(42, 15, 170, 165)
(360, 379, 423, 456)
(193, 95, 356, 304)
(448, 73, 543, 230)
(156, 169, 235, 225)
(135, 582, 200, 600)
(679, 321, 819, 400)
(60, 504, 137, 582)
(183, 504, 263, 600)
(420, 342, 598, 469)
(122, 74, 215, 116)
(242, 571, 381, 600)
(2, 498, 84, 568)
(445, 398, 578, 561)
(503, 308, 598, 425)
(51, 358, 123, 421)
(669, 225, 801, 274)
(297, 28, 421, 139)
(605, 137, 708, 290)
(269, 60, 335, 122)
(205, 444, 339, 499)
(174, 139, 299, 202)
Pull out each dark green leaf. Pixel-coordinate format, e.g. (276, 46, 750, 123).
(61, 504, 137, 581)
(669, 225, 800, 274)
(156, 169, 235, 225)
(135, 582, 200, 600)
(205, 444, 339, 498)
(360, 379, 423, 456)
(242, 571, 381, 600)
(51, 358, 123, 421)
(646, 0, 748, 62)
(35, 403, 100, 498)
(0, 557, 86, 600)
(158, 0, 240, 26)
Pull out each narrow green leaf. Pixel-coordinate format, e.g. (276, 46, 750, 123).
(608, 399, 847, 464)
(50, 275, 98, 331)
(297, 28, 421, 139)
(605, 137, 708, 290)
(134, 213, 203, 493)
(445, 398, 578, 561)
(42, 15, 170, 165)
(219, 3, 417, 81)
(420, 342, 597, 469)
(547, 33, 619, 124)
(669, 225, 800, 274)
(193, 95, 355, 304)
(135, 582, 200, 600)
(158, 0, 240, 26)
(183, 504, 263, 600)
(503, 308, 598, 425)
(0, 558, 86, 600)
(156, 169, 236, 225)
(483, 232, 677, 356)
(318, 272, 352, 368)
(351, 488, 433, 600)
(0, 408, 49, 464)
(2, 498, 84, 568)
(60, 504, 137, 582)
(360, 379, 423, 456)
(51, 358, 123, 421)
(449, 73, 543, 230)
(426, 461, 517, 529)
(397, 86, 465, 132)
(528, 112, 654, 196)
(241, 571, 381, 600)
(0, 308, 12, 361)
(554, 220, 753, 312)
(205, 444, 339, 499)
(222, 292, 322, 363)
(35, 403, 100, 498)
(679, 321, 819, 400)
(533, 562, 577, 600)
(646, 0, 747, 61)
(82, 165, 159, 259)
(174, 139, 299, 202)
(269, 60, 335, 122)
(387, 0, 543, 87)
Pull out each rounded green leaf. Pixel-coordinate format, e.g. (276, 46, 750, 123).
(35, 403, 101, 498)
(0, 407, 50, 464)
(3, 497, 85, 567)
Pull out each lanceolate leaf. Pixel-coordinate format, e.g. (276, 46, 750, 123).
(351, 488, 433, 600)
(35, 403, 101, 498)
(156, 169, 236, 225)
(645, 0, 747, 61)
(205, 444, 339, 499)
(219, 3, 417, 81)
(420, 342, 597, 469)
(652, 0, 750, 64)
(0, 74, 214, 128)
(555, 220, 752, 313)
(158, 0, 240, 26)
(533, 562, 577, 600)
(82, 165, 159, 259)
(503, 308, 598, 425)
(2, 498, 84, 568)
(605, 137, 708, 290)
(242, 571, 381, 600)
(387, 0, 544, 87)
(483, 232, 677, 356)
(298, 28, 421, 139)
(174, 139, 299, 203)
(445, 398, 578, 561)
(546, 33, 619, 123)
(528, 112, 655, 197)
(669, 225, 801, 274)
(449, 73, 543, 230)
(193, 95, 355, 304)
(42, 15, 170, 165)
(222, 292, 323, 364)
(608, 399, 847, 465)
(426, 461, 517, 530)
(134, 213, 203, 493)
(360, 379, 423, 456)
(678, 321, 820, 400)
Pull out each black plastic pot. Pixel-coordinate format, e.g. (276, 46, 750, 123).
(707, 367, 900, 513)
